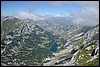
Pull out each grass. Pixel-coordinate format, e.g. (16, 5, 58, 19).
(75, 38, 84, 46)
(74, 41, 99, 66)
(85, 40, 97, 48)
(2, 18, 19, 35)
(85, 58, 99, 66)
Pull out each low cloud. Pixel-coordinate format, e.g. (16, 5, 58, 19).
(50, 1, 99, 26)
(15, 1, 99, 26)
(15, 12, 44, 21)
(69, 2, 99, 26)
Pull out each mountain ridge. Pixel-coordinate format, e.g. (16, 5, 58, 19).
(1, 16, 99, 66)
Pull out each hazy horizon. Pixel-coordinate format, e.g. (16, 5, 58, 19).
(1, 1, 99, 26)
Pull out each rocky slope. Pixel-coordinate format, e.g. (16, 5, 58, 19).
(71, 24, 99, 66)
(1, 16, 57, 66)
(1, 16, 98, 66)
(43, 24, 99, 66)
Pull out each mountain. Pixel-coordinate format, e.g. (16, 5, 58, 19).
(1, 16, 71, 66)
(16, 13, 73, 25)
(71, 24, 99, 66)
(44, 16, 73, 25)
(1, 16, 98, 66)
(1, 16, 57, 66)
(43, 24, 99, 66)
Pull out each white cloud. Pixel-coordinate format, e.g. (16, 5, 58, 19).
(50, 1, 99, 26)
(69, 1, 99, 26)
(15, 11, 68, 21)
(15, 1, 99, 26)
(15, 12, 45, 21)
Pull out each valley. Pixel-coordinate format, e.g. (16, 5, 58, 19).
(1, 16, 99, 66)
